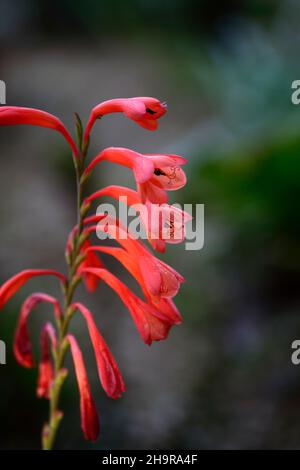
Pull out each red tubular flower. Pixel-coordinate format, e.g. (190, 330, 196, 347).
(0, 95, 187, 448)
(67, 334, 100, 441)
(138, 153, 187, 204)
(84, 147, 187, 204)
(83, 214, 185, 299)
(84, 97, 167, 141)
(85, 246, 183, 326)
(37, 322, 57, 399)
(0, 269, 66, 310)
(14, 292, 61, 368)
(85, 185, 192, 252)
(72, 302, 125, 399)
(80, 268, 173, 345)
(0, 106, 78, 157)
(85, 147, 154, 184)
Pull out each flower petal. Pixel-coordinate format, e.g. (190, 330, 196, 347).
(80, 240, 104, 293)
(85, 247, 183, 326)
(84, 147, 154, 184)
(37, 322, 57, 399)
(67, 334, 100, 441)
(72, 302, 125, 399)
(14, 292, 61, 368)
(138, 181, 168, 204)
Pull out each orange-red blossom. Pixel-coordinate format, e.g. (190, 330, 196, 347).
(0, 97, 188, 444)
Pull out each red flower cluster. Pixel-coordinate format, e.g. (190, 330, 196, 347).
(0, 97, 188, 444)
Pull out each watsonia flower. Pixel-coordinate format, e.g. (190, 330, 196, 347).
(0, 96, 188, 449)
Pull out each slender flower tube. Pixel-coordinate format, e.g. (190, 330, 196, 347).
(84, 147, 187, 204)
(14, 292, 61, 368)
(72, 302, 125, 399)
(0, 106, 78, 157)
(37, 322, 57, 399)
(84, 97, 167, 141)
(0, 96, 187, 449)
(67, 334, 100, 441)
(0, 270, 66, 310)
(85, 246, 183, 325)
(83, 214, 185, 298)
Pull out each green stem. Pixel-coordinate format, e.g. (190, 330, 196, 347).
(42, 126, 89, 450)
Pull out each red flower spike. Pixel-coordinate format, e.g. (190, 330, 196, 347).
(72, 302, 125, 399)
(14, 292, 61, 368)
(67, 334, 100, 441)
(80, 268, 173, 345)
(85, 214, 185, 299)
(37, 322, 57, 399)
(84, 97, 167, 141)
(0, 269, 66, 310)
(85, 246, 183, 326)
(0, 106, 78, 157)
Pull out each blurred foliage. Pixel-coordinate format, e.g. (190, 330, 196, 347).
(188, 135, 300, 310)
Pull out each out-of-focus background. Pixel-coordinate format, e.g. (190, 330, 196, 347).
(0, 0, 300, 450)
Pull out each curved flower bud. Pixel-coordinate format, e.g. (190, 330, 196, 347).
(0, 106, 78, 157)
(84, 97, 167, 140)
(80, 268, 172, 345)
(0, 269, 66, 310)
(72, 302, 125, 399)
(14, 292, 61, 368)
(37, 322, 57, 399)
(67, 334, 100, 441)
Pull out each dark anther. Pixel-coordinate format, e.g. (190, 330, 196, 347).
(146, 107, 156, 115)
(154, 168, 167, 176)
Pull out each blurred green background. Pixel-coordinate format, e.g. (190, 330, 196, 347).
(1, 0, 300, 449)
